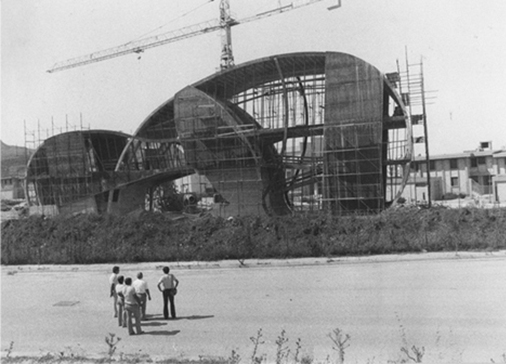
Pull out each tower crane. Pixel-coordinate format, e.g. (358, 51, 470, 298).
(47, 0, 341, 73)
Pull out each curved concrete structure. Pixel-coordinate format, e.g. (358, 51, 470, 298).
(117, 52, 412, 216)
(27, 52, 412, 217)
(26, 130, 129, 214)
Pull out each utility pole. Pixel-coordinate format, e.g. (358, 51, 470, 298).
(420, 58, 431, 207)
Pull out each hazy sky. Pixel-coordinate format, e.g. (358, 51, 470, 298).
(2, 0, 505, 155)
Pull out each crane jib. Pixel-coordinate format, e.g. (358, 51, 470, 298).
(47, 0, 342, 73)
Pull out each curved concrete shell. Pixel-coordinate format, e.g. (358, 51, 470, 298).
(26, 130, 129, 214)
(117, 51, 412, 216)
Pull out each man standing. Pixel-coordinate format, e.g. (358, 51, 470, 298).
(133, 272, 151, 320)
(157, 266, 179, 319)
(123, 277, 143, 335)
(115, 275, 127, 327)
(109, 266, 120, 318)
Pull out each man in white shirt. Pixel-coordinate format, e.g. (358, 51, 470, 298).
(123, 277, 143, 335)
(157, 266, 179, 319)
(132, 272, 151, 320)
(109, 266, 120, 318)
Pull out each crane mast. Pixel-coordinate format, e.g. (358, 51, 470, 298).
(47, 0, 341, 73)
(219, 0, 237, 70)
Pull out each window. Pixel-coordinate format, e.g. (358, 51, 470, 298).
(451, 177, 459, 187)
(450, 159, 458, 170)
(477, 157, 486, 165)
(471, 157, 477, 167)
(410, 162, 418, 171)
(480, 141, 491, 149)
(429, 160, 436, 171)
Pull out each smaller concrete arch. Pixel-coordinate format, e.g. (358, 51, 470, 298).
(26, 130, 129, 215)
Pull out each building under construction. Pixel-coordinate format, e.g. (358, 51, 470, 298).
(26, 51, 413, 217)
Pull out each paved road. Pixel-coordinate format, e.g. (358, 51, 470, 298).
(2, 252, 506, 363)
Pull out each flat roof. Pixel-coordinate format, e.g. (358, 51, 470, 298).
(413, 149, 506, 161)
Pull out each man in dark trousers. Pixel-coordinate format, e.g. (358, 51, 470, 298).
(157, 266, 179, 319)
(123, 277, 143, 335)
(133, 272, 151, 320)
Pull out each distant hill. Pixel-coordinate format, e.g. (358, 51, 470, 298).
(1, 141, 34, 178)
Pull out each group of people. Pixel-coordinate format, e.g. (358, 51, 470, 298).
(109, 266, 179, 335)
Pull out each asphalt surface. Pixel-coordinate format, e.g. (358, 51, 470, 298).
(1, 251, 506, 363)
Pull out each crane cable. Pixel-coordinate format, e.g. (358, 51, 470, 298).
(129, 0, 214, 43)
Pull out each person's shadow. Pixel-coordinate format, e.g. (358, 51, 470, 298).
(140, 321, 167, 327)
(142, 329, 180, 336)
(139, 314, 214, 336)
(144, 314, 214, 321)
(176, 315, 215, 320)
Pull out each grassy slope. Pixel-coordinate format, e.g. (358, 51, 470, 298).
(2, 207, 505, 265)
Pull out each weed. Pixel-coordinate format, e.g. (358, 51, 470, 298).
(293, 338, 302, 364)
(328, 328, 350, 364)
(5, 341, 14, 358)
(275, 330, 290, 364)
(104, 332, 121, 361)
(396, 314, 425, 363)
(401, 345, 425, 363)
(228, 349, 241, 364)
(249, 329, 265, 364)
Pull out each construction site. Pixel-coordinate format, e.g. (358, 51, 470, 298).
(23, 0, 428, 219)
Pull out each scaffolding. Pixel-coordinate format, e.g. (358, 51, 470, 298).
(396, 50, 435, 206)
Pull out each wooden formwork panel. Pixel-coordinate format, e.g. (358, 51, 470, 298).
(323, 53, 385, 213)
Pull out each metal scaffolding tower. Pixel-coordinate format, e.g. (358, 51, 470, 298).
(396, 51, 434, 206)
